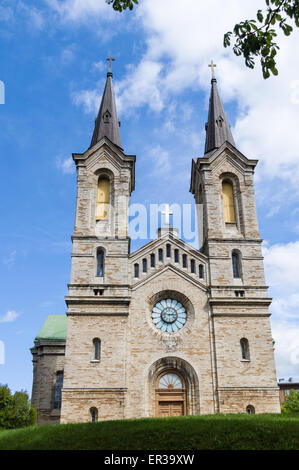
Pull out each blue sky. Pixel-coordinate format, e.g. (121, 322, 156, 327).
(0, 0, 299, 394)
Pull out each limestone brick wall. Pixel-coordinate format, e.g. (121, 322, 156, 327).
(73, 145, 133, 240)
(61, 390, 126, 423)
(218, 388, 280, 414)
(62, 315, 128, 390)
(70, 238, 130, 285)
(213, 316, 278, 389)
(208, 241, 266, 287)
(201, 152, 260, 241)
(31, 342, 65, 425)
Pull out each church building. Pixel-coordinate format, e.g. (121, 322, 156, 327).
(31, 59, 281, 425)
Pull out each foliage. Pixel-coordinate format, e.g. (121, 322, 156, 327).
(0, 414, 299, 450)
(281, 390, 299, 414)
(224, 0, 299, 78)
(0, 384, 37, 430)
(106, 0, 138, 12)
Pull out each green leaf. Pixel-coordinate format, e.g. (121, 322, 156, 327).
(257, 10, 264, 22)
(261, 47, 270, 57)
(223, 32, 232, 47)
(270, 65, 279, 75)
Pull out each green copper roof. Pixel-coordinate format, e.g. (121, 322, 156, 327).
(35, 315, 67, 342)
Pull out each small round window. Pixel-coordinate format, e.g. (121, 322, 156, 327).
(151, 299, 187, 333)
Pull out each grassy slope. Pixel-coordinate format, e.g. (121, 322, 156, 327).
(0, 414, 298, 450)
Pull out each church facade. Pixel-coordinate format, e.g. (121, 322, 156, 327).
(31, 63, 280, 425)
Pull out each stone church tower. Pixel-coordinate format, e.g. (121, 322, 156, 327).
(31, 63, 280, 425)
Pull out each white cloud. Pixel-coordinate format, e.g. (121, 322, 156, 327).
(262, 241, 299, 377)
(61, 44, 76, 66)
(263, 241, 299, 295)
(19, 2, 45, 30)
(93, 60, 106, 72)
(0, 1, 45, 30)
(147, 145, 171, 175)
(0, 311, 20, 323)
(56, 156, 75, 174)
(3, 250, 17, 269)
(116, 60, 164, 114)
(72, 88, 101, 115)
(0, 4, 14, 23)
(272, 322, 299, 379)
(46, 0, 116, 22)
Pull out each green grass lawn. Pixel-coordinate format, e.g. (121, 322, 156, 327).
(0, 414, 298, 450)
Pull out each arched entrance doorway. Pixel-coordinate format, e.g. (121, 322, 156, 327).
(148, 357, 200, 417)
(155, 371, 186, 417)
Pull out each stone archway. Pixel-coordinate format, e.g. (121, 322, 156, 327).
(148, 357, 200, 417)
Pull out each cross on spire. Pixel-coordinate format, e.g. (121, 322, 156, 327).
(208, 60, 217, 79)
(162, 204, 173, 225)
(107, 54, 115, 73)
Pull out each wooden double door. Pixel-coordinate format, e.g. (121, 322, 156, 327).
(156, 371, 186, 417)
(158, 400, 184, 417)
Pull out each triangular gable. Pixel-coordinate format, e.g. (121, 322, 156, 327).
(131, 263, 207, 292)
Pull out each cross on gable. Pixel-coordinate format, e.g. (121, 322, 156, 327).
(162, 204, 173, 225)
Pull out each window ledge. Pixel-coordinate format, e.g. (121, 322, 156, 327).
(90, 360, 100, 364)
(240, 359, 251, 362)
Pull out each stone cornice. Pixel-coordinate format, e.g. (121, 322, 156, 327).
(212, 313, 271, 317)
(62, 387, 127, 392)
(65, 296, 130, 306)
(217, 386, 279, 391)
(68, 283, 130, 288)
(67, 311, 129, 317)
(209, 297, 272, 307)
(207, 238, 263, 244)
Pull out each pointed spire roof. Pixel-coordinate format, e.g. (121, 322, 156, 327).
(204, 73, 235, 155)
(90, 68, 122, 149)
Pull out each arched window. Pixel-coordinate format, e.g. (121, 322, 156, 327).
(246, 405, 255, 415)
(134, 263, 139, 278)
(191, 259, 195, 273)
(90, 407, 98, 422)
(174, 249, 179, 263)
(240, 338, 250, 360)
(96, 249, 105, 277)
(96, 177, 110, 220)
(158, 248, 163, 262)
(53, 371, 63, 410)
(199, 264, 204, 279)
(232, 251, 241, 278)
(182, 254, 187, 268)
(150, 253, 155, 268)
(93, 338, 101, 361)
(158, 372, 183, 390)
(142, 258, 147, 273)
(222, 181, 236, 223)
(166, 244, 171, 258)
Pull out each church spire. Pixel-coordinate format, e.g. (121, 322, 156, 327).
(204, 60, 235, 154)
(90, 55, 122, 149)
